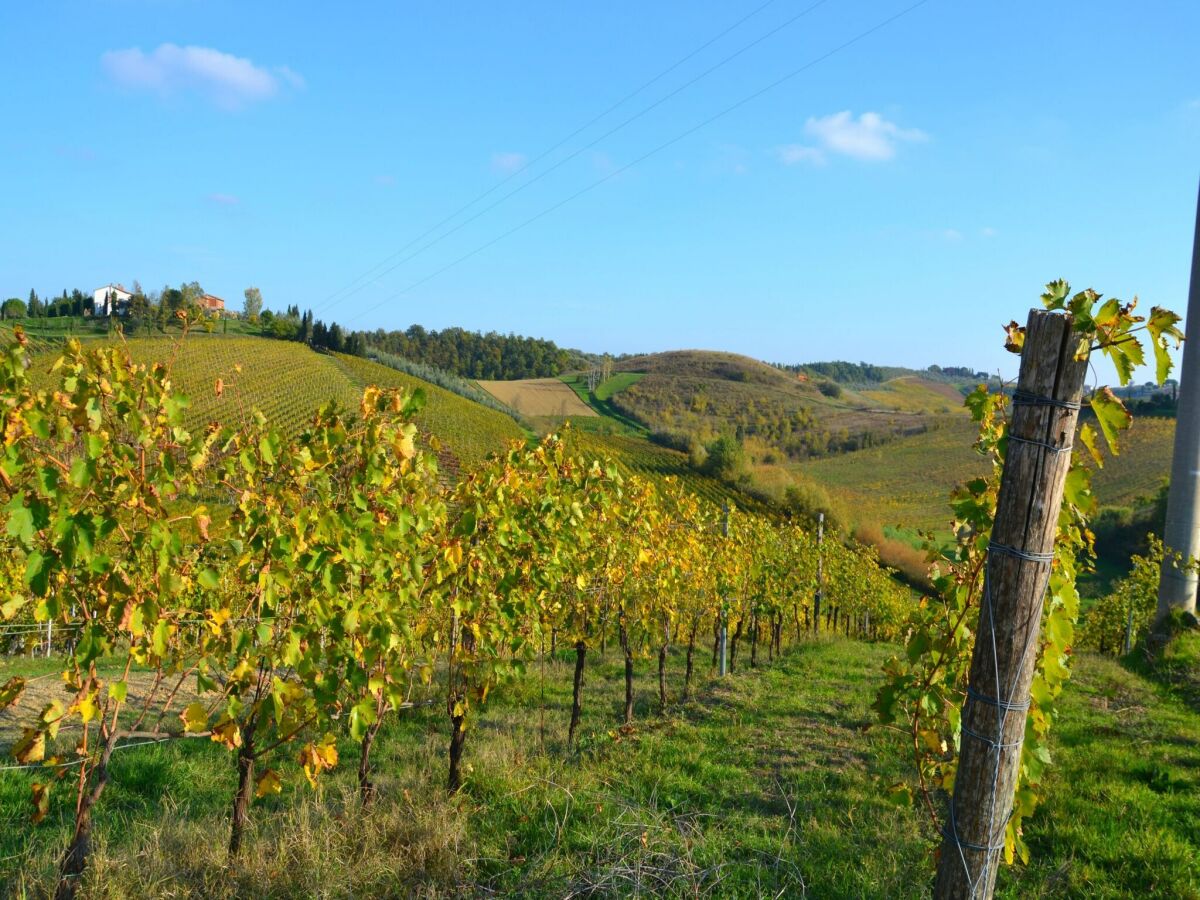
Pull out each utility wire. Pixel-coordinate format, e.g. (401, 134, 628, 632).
(344, 0, 931, 327)
(310, 0, 826, 319)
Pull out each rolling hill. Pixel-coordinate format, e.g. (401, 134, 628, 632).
(17, 332, 1177, 540)
(608, 350, 965, 462)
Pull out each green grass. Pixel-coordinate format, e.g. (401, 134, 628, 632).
(3, 640, 1196, 897)
(1089, 416, 1175, 507)
(793, 414, 1175, 537)
(794, 418, 984, 534)
(559, 373, 648, 433)
(1004, 652, 1200, 898)
(593, 372, 644, 402)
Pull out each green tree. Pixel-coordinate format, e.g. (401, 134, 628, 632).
(243, 286, 263, 320)
(2, 298, 25, 320)
(179, 281, 204, 308)
(703, 433, 746, 483)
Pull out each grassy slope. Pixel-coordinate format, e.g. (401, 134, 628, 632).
(3, 640, 1195, 897)
(477, 378, 596, 418)
(793, 418, 982, 534)
(558, 373, 648, 433)
(794, 414, 1175, 536)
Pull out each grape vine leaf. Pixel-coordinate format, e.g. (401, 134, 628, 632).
(1088, 387, 1132, 454)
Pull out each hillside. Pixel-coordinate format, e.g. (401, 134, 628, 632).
(608, 350, 962, 463)
(793, 413, 1176, 538)
(28, 334, 525, 473)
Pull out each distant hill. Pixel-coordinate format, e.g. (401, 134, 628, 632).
(603, 349, 959, 463)
(619, 349, 806, 388)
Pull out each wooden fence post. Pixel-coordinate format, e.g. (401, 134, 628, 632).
(813, 512, 824, 634)
(934, 309, 1088, 899)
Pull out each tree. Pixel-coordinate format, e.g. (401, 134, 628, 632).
(2, 298, 25, 320)
(243, 287, 263, 320)
(180, 281, 204, 308)
(703, 434, 746, 483)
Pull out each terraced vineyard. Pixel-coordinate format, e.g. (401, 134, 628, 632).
(27, 334, 525, 475)
(332, 353, 526, 470)
(1089, 415, 1175, 507)
(793, 413, 1176, 536)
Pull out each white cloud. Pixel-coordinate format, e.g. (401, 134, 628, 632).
(941, 228, 963, 242)
(981, 226, 998, 238)
(101, 44, 302, 109)
(491, 152, 527, 174)
(208, 193, 240, 206)
(778, 111, 926, 164)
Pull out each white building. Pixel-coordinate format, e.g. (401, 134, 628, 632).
(93, 284, 132, 317)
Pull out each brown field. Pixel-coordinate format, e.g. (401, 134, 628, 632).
(478, 378, 597, 417)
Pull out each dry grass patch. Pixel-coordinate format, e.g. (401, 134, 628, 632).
(478, 378, 597, 418)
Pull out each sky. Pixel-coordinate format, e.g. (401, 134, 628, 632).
(2, 0, 1198, 379)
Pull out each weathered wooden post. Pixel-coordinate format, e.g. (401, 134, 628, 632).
(718, 502, 729, 677)
(934, 309, 1088, 899)
(813, 512, 824, 634)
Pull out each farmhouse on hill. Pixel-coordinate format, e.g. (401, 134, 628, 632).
(200, 293, 227, 315)
(93, 283, 132, 317)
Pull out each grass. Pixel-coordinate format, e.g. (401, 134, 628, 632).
(793, 414, 1175, 537)
(1004, 651, 1200, 898)
(3, 638, 1196, 897)
(478, 377, 597, 418)
(793, 418, 984, 534)
(593, 372, 644, 402)
(559, 373, 648, 433)
(1089, 416, 1175, 507)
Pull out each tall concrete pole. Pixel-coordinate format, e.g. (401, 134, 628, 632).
(1157, 180, 1200, 625)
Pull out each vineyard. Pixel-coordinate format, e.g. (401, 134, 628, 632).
(0, 321, 910, 897)
(0, 285, 1196, 899)
(23, 335, 524, 477)
(330, 353, 527, 471)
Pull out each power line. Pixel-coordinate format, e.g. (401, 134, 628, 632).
(310, 0, 827, 319)
(343, 0, 932, 327)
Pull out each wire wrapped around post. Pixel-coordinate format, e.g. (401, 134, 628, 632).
(934, 310, 1089, 900)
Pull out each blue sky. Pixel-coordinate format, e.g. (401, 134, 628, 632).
(2, 1, 1197, 378)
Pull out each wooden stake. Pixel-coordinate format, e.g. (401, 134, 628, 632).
(934, 309, 1088, 899)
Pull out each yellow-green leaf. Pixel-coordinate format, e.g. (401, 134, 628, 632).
(1078, 422, 1103, 468)
(31, 782, 51, 824)
(1089, 387, 1132, 455)
(0, 676, 25, 711)
(1147, 306, 1185, 384)
(255, 769, 283, 798)
(180, 702, 208, 734)
(12, 728, 45, 764)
